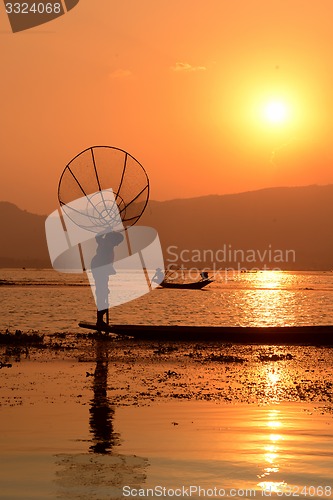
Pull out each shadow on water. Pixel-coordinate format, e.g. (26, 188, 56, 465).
(89, 339, 119, 454)
(55, 338, 148, 500)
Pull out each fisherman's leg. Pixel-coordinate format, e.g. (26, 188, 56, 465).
(96, 275, 110, 326)
(97, 308, 108, 326)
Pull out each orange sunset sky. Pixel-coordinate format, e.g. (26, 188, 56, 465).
(1, 0, 333, 214)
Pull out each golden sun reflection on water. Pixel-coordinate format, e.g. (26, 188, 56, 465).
(257, 407, 287, 494)
(256, 270, 286, 289)
(242, 270, 297, 289)
(270, 433, 282, 442)
(267, 409, 282, 429)
(267, 371, 280, 386)
(251, 359, 330, 495)
(254, 363, 289, 403)
(234, 271, 300, 326)
(117, 401, 333, 497)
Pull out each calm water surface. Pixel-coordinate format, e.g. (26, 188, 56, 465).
(1, 360, 333, 500)
(1, 270, 333, 498)
(1, 269, 333, 332)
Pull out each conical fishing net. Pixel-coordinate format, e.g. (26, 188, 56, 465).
(58, 146, 149, 232)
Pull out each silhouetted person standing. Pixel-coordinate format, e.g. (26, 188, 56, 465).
(91, 230, 124, 327)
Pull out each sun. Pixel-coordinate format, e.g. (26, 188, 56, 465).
(263, 100, 289, 125)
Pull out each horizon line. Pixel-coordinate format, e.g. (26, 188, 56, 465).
(1, 182, 333, 215)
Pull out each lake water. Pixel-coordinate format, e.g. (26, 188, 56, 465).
(1, 269, 333, 333)
(1, 359, 333, 500)
(1, 269, 333, 499)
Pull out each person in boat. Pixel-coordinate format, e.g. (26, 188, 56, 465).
(200, 271, 209, 281)
(152, 267, 165, 284)
(91, 229, 124, 327)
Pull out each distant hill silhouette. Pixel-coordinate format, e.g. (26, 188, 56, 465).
(0, 202, 50, 268)
(1, 185, 333, 270)
(141, 185, 333, 271)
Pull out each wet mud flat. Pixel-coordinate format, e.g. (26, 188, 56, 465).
(1, 330, 333, 499)
(1, 330, 333, 407)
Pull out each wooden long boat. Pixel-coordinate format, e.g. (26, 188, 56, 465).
(159, 279, 213, 289)
(78, 323, 333, 345)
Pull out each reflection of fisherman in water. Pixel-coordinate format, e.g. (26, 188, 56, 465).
(89, 340, 118, 454)
(91, 230, 124, 326)
(55, 340, 147, 497)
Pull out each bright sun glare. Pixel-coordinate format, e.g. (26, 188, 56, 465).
(263, 101, 289, 124)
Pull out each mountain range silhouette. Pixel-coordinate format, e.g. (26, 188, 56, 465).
(1, 185, 332, 270)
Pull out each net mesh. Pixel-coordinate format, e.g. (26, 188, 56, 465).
(58, 146, 149, 232)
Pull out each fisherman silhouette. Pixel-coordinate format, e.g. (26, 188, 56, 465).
(91, 230, 124, 327)
(152, 267, 164, 284)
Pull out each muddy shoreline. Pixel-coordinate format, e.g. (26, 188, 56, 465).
(1, 330, 333, 408)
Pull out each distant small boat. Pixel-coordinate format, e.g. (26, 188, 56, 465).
(159, 278, 213, 290)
